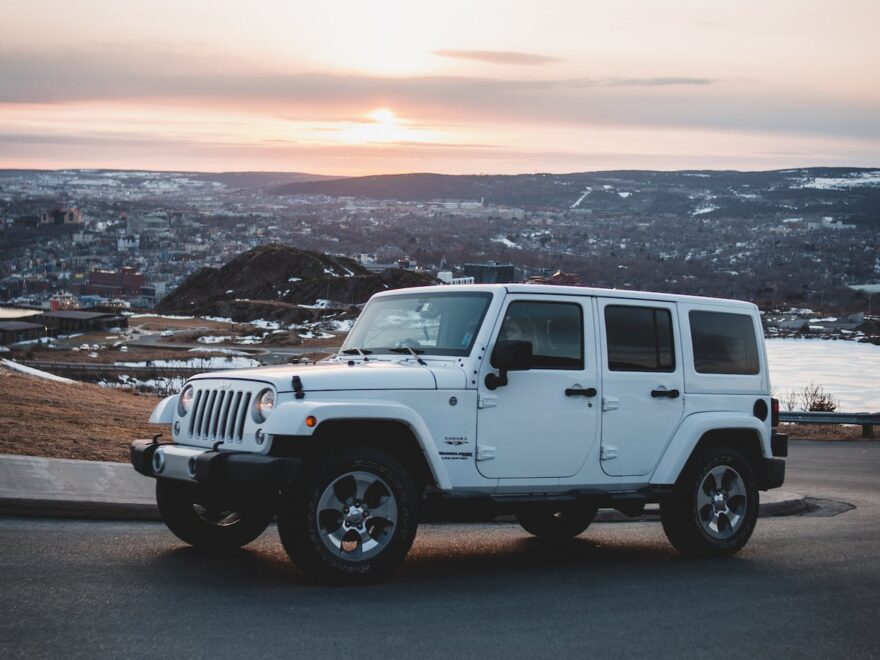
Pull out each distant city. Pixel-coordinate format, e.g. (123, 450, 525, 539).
(1, 167, 878, 347)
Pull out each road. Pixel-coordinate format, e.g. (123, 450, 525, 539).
(2, 440, 878, 659)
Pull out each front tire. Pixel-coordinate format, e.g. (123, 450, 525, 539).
(661, 445, 759, 558)
(156, 479, 274, 550)
(515, 501, 599, 540)
(277, 446, 419, 584)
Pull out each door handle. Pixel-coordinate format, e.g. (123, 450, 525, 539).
(566, 387, 597, 397)
(651, 388, 680, 399)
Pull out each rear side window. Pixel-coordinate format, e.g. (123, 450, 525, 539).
(605, 305, 675, 372)
(690, 311, 760, 375)
(496, 301, 584, 370)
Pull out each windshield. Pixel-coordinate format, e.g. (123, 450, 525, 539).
(342, 291, 493, 357)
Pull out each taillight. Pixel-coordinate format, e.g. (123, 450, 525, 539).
(771, 397, 780, 428)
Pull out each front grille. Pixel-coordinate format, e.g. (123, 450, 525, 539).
(187, 387, 253, 442)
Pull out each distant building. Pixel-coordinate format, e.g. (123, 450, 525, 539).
(436, 271, 475, 285)
(118, 235, 140, 251)
(82, 267, 145, 297)
(40, 208, 82, 225)
(0, 321, 46, 345)
(37, 310, 128, 334)
(463, 263, 516, 284)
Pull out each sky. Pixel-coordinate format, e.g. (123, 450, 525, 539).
(0, 0, 878, 175)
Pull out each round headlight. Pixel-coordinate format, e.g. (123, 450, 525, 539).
(178, 385, 194, 416)
(255, 389, 275, 422)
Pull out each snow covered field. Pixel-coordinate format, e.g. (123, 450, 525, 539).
(766, 339, 880, 411)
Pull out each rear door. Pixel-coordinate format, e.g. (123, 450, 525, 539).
(598, 298, 685, 476)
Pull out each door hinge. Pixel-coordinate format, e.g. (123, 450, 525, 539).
(602, 396, 620, 412)
(600, 445, 618, 460)
(476, 445, 496, 461)
(478, 394, 498, 409)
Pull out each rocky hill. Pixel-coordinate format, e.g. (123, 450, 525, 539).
(157, 245, 437, 323)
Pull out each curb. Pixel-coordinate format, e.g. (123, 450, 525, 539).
(0, 491, 809, 524)
(0, 498, 161, 521)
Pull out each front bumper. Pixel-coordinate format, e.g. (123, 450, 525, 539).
(130, 439, 302, 486)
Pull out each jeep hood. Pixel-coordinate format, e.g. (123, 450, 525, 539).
(188, 360, 467, 392)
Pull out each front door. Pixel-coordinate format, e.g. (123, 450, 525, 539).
(598, 298, 685, 476)
(476, 295, 599, 479)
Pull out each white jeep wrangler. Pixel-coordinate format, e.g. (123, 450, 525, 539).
(131, 284, 787, 583)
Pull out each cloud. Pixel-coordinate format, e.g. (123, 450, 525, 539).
(600, 77, 714, 87)
(431, 49, 561, 66)
(0, 50, 878, 140)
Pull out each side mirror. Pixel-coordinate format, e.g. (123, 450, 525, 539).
(486, 340, 533, 390)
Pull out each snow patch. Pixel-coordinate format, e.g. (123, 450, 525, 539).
(1, 359, 75, 383)
(197, 336, 232, 344)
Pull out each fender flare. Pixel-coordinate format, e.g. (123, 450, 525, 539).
(149, 394, 177, 424)
(650, 412, 769, 485)
(263, 399, 452, 490)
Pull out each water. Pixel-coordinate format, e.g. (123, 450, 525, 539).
(766, 338, 880, 412)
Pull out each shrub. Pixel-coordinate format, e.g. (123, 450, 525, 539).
(799, 382, 838, 412)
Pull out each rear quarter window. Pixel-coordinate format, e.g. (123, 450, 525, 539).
(689, 311, 759, 375)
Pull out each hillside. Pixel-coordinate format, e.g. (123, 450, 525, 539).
(273, 168, 880, 225)
(0, 367, 156, 462)
(157, 244, 438, 322)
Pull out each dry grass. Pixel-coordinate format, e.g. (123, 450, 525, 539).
(779, 422, 869, 441)
(0, 368, 157, 462)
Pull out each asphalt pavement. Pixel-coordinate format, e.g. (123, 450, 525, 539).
(1, 440, 878, 659)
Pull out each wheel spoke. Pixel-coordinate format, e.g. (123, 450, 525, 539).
(356, 527, 380, 556)
(727, 494, 746, 513)
(352, 473, 377, 502)
(727, 476, 746, 500)
(368, 496, 398, 524)
(321, 489, 347, 513)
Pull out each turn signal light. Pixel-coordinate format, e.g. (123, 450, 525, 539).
(771, 398, 780, 428)
(305, 415, 317, 428)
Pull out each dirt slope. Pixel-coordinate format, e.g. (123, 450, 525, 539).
(0, 368, 157, 462)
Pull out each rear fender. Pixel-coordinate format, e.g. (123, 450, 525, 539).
(650, 412, 769, 485)
(262, 399, 452, 490)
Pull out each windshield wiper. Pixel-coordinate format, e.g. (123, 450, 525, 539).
(388, 347, 427, 365)
(341, 347, 373, 360)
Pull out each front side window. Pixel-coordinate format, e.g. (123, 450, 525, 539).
(605, 305, 675, 372)
(342, 292, 492, 357)
(495, 301, 584, 370)
(690, 311, 759, 375)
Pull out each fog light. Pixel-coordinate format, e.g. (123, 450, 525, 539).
(152, 450, 165, 474)
(255, 428, 266, 445)
(305, 415, 317, 428)
(187, 457, 197, 478)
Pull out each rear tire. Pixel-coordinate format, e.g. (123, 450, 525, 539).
(277, 446, 419, 585)
(661, 445, 759, 558)
(515, 501, 599, 540)
(156, 479, 274, 550)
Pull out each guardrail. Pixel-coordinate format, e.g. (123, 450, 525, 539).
(779, 411, 879, 438)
